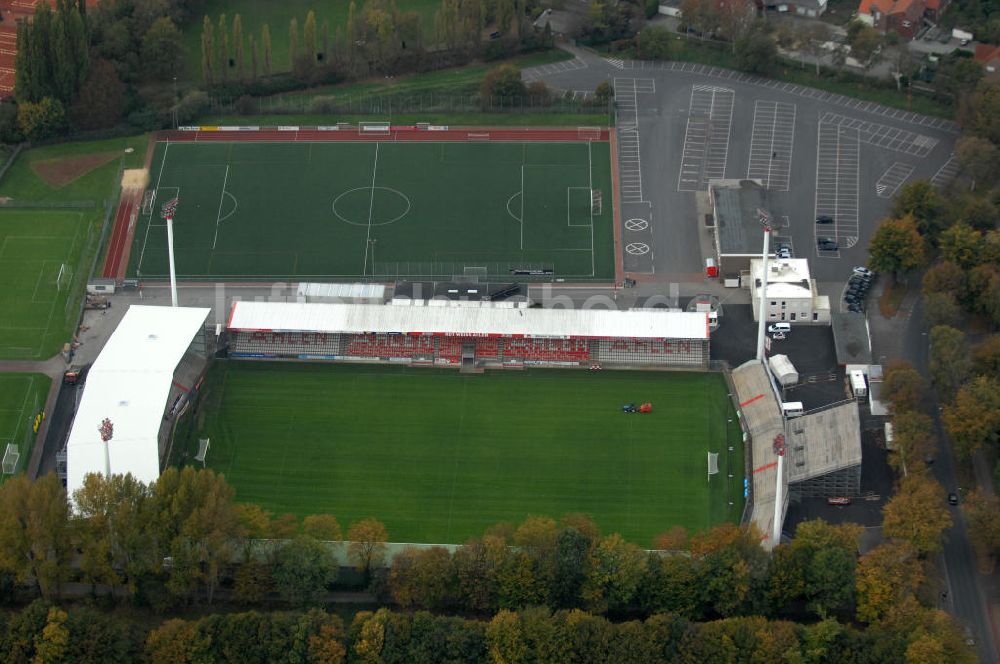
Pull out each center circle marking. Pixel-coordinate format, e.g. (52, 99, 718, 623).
(332, 186, 412, 226)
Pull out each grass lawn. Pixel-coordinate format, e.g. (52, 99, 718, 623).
(0, 209, 103, 358)
(179, 0, 442, 81)
(0, 373, 51, 482)
(0, 135, 148, 204)
(0, 135, 147, 359)
(129, 138, 614, 281)
(180, 362, 743, 546)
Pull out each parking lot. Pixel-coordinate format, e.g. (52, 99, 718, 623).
(747, 100, 796, 191)
(677, 85, 734, 192)
(527, 52, 958, 284)
(815, 123, 860, 254)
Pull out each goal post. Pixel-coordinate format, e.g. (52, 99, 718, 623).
(56, 263, 72, 292)
(578, 126, 602, 141)
(591, 189, 602, 215)
(2, 443, 19, 475)
(707, 451, 719, 482)
(194, 438, 210, 468)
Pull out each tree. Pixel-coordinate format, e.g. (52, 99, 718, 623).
(480, 64, 527, 108)
(33, 607, 69, 664)
(922, 261, 966, 300)
(955, 135, 1000, 190)
(637, 25, 673, 60)
(718, 0, 756, 53)
(486, 609, 527, 663)
(891, 181, 943, 238)
(867, 214, 925, 281)
(273, 537, 338, 607)
(389, 546, 455, 610)
(594, 80, 613, 103)
(962, 489, 1000, 562)
(321, 19, 330, 64)
(217, 14, 229, 83)
(969, 264, 1000, 328)
(967, 80, 1000, 144)
(855, 541, 924, 623)
(201, 15, 214, 85)
(889, 411, 936, 474)
(922, 292, 964, 329)
(972, 334, 1000, 377)
(232, 14, 244, 81)
(72, 472, 157, 598)
(142, 17, 184, 81)
(15, 0, 88, 105)
(734, 27, 777, 75)
(800, 22, 832, 75)
(262, 23, 272, 75)
(582, 533, 647, 614)
(0, 474, 73, 599)
(882, 475, 952, 554)
(934, 56, 983, 103)
(347, 518, 388, 581)
(938, 222, 982, 270)
(302, 514, 342, 541)
(943, 376, 1000, 457)
(881, 360, 926, 413)
(929, 325, 970, 401)
(289, 17, 300, 75)
(847, 21, 882, 67)
(249, 35, 258, 81)
(303, 10, 317, 70)
(453, 535, 509, 614)
(68, 58, 126, 130)
(956, 195, 999, 232)
(233, 559, 274, 605)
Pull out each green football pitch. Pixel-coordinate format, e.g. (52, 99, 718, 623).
(0, 373, 50, 482)
(129, 139, 615, 281)
(0, 209, 98, 359)
(181, 362, 743, 546)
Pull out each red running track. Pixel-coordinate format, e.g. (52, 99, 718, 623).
(101, 194, 136, 279)
(157, 126, 610, 143)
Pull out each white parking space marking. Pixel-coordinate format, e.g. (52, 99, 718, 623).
(875, 162, 914, 198)
(820, 112, 938, 157)
(747, 100, 796, 191)
(521, 57, 587, 82)
(931, 154, 959, 190)
(618, 59, 959, 133)
(615, 78, 654, 204)
(815, 122, 859, 253)
(677, 85, 734, 192)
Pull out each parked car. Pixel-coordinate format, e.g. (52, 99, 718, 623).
(816, 215, 834, 224)
(845, 295, 861, 304)
(948, 492, 959, 506)
(777, 248, 792, 259)
(853, 267, 874, 278)
(848, 304, 863, 313)
(827, 497, 851, 506)
(818, 238, 838, 250)
(768, 323, 791, 334)
(776, 242, 792, 252)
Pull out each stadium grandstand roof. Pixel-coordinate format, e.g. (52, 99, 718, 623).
(731, 359, 786, 551)
(227, 301, 710, 340)
(66, 305, 209, 500)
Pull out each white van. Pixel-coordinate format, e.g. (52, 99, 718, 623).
(768, 323, 791, 334)
(781, 401, 804, 417)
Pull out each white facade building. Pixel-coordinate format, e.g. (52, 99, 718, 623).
(750, 258, 831, 324)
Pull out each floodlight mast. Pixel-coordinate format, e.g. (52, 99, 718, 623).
(98, 418, 114, 478)
(772, 434, 785, 547)
(166, 216, 178, 307)
(755, 212, 772, 361)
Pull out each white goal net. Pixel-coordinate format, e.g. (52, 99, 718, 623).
(707, 452, 719, 481)
(2, 443, 19, 475)
(56, 263, 72, 292)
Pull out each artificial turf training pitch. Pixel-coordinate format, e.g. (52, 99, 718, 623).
(184, 362, 743, 546)
(130, 140, 614, 281)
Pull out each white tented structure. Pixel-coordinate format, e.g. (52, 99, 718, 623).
(768, 354, 799, 386)
(66, 305, 209, 499)
(225, 302, 711, 369)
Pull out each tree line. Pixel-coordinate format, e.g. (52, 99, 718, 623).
(0, 598, 977, 663)
(867, 75, 1000, 570)
(0, 466, 976, 660)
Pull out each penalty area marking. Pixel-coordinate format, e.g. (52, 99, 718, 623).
(332, 186, 412, 227)
(506, 191, 522, 222)
(566, 187, 593, 227)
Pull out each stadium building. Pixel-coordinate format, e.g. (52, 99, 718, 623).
(225, 301, 711, 369)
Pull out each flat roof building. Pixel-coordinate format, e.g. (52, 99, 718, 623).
(750, 258, 831, 325)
